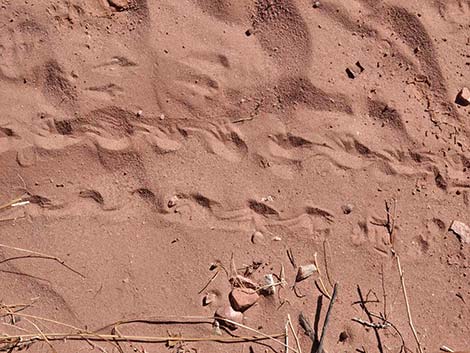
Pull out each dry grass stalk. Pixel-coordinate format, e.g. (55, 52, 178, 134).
(285, 320, 289, 353)
(0, 332, 285, 348)
(316, 283, 338, 353)
(0, 243, 85, 278)
(0, 197, 24, 212)
(313, 253, 331, 299)
(287, 314, 302, 353)
(396, 255, 423, 353)
(0, 313, 293, 353)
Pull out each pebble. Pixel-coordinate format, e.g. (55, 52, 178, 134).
(260, 274, 276, 296)
(456, 87, 470, 106)
(215, 305, 243, 330)
(296, 264, 317, 282)
(342, 204, 354, 214)
(449, 220, 470, 244)
(168, 195, 178, 208)
(339, 331, 349, 342)
(202, 292, 217, 306)
(229, 288, 259, 312)
(251, 231, 265, 244)
(261, 195, 273, 202)
(313, 1, 320, 8)
(346, 67, 357, 79)
(136, 110, 143, 117)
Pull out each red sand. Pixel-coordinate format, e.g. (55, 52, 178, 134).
(0, 0, 469, 352)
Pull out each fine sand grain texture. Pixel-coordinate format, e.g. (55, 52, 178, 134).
(0, 0, 469, 352)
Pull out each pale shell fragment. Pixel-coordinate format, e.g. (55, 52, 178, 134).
(295, 264, 318, 282)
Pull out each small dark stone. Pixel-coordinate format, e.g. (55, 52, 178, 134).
(355, 61, 365, 72)
(342, 204, 353, 214)
(339, 331, 349, 342)
(346, 67, 356, 79)
(245, 29, 252, 37)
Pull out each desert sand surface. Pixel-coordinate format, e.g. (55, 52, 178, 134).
(0, 0, 469, 352)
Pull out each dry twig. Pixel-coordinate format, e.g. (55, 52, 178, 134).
(287, 314, 302, 353)
(313, 253, 331, 299)
(315, 283, 338, 353)
(285, 320, 289, 353)
(322, 241, 334, 288)
(396, 255, 423, 353)
(356, 285, 384, 353)
(385, 198, 397, 246)
(352, 318, 389, 329)
(0, 315, 290, 352)
(0, 243, 85, 278)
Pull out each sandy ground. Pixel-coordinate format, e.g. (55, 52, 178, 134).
(0, 0, 469, 352)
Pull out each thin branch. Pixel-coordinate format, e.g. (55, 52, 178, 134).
(285, 320, 289, 353)
(214, 318, 296, 353)
(0, 332, 285, 345)
(380, 265, 388, 321)
(396, 255, 423, 353)
(298, 312, 315, 343)
(357, 285, 384, 353)
(315, 283, 338, 353)
(4, 312, 84, 332)
(0, 197, 23, 212)
(232, 117, 254, 124)
(22, 317, 58, 353)
(385, 199, 397, 247)
(198, 270, 220, 294)
(287, 249, 296, 268)
(322, 241, 334, 288)
(94, 315, 297, 353)
(368, 312, 409, 353)
(352, 318, 389, 329)
(313, 253, 331, 299)
(0, 243, 85, 278)
(287, 314, 302, 353)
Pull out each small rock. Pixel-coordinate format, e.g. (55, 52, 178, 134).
(229, 288, 259, 312)
(346, 67, 357, 79)
(449, 220, 470, 244)
(355, 61, 365, 72)
(136, 110, 143, 117)
(296, 264, 317, 282)
(203, 292, 217, 306)
(260, 274, 276, 296)
(342, 204, 354, 214)
(261, 195, 274, 202)
(313, 1, 320, 8)
(272, 236, 282, 241)
(168, 195, 178, 208)
(456, 87, 470, 106)
(339, 331, 349, 342)
(215, 306, 243, 330)
(251, 231, 265, 244)
(159, 113, 165, 120)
